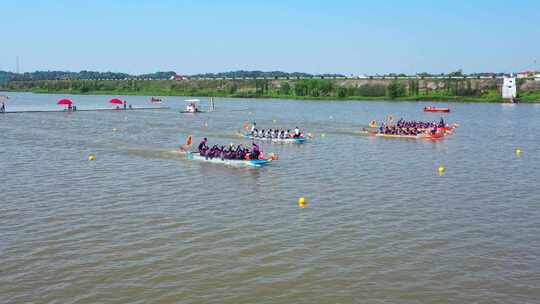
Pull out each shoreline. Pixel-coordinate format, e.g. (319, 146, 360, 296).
(2, 89, 538, 103)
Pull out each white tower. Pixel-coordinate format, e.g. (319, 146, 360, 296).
(502, 76, 517, 100)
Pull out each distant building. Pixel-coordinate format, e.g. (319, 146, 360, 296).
(517, 71, 535, 78)
(502, 76, 517, 100)
(170, 74, 188, 81)
(535, 74, 540, 81)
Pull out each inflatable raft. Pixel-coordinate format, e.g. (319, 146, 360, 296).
(424, 107, 450, 113)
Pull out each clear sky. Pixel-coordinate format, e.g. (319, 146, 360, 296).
(1, 0, 539, 75)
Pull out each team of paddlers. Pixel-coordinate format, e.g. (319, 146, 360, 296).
(249, 122, 304, 139)
(197, 138, 263, 160)
(377, 118, 450, 136)
(184, 116, 454, 164)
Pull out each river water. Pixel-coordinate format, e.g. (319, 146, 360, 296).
(1, 92, 539, 303)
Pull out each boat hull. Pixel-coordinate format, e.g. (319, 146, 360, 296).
(375, 133, 445, 139)
(186, 152, 270, 167)
(424, 108, 450, 113)
(244, 134, 306, 144)
(358, 131, 448, 140)
(180, 110, 205, 114)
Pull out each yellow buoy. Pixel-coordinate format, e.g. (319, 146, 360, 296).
(298, 197, 306, 208)
(515, 148, 522, 156)
(437, 166, 445, 174)
(321, 133, 326, 138)
(88, 154, 95, 161)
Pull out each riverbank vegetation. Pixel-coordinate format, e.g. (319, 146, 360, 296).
(2, 78, 539, 102)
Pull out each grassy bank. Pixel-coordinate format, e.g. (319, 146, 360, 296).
(2, 78, 539, 103)
(0, 87, 517, 103)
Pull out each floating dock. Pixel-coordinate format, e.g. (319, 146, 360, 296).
(1, 107, 170, 114)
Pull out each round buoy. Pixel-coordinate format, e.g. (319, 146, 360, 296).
(321, 133, 326, 138)
(437, 166, 445, 174)
(516, 148, 522, 156)
(88, 154, 95, 161)
(298, 197, 306, 208)
(273, 119, 277, 123)
(112, 128, 118, 132)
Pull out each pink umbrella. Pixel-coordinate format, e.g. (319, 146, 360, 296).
(57, 98, 73, 106)
(109, 98, 124, 105)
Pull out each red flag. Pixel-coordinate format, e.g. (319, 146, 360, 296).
(186, 135, 192, 146)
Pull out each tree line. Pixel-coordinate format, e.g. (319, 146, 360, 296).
(1, 78, 495, 100)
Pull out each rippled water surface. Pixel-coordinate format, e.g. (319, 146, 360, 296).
(1, 92, 539, 303)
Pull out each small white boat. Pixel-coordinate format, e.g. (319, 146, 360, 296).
(180, 99, 204, 113)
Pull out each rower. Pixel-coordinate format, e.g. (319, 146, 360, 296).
(198, 137, 208, 155)
(251, 122, 257, 135)
(251, 142, 260, 159)
(294, 127, 300, 138)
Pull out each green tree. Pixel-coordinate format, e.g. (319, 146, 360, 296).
(387, 81, 405, 99)
(279, 82, 291, 95)
(336, 86, 347, 98)
(227, 83, 238, 94)
(294, 80, 309, 96)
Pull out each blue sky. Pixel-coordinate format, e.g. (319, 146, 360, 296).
(1, 0, 538, 74)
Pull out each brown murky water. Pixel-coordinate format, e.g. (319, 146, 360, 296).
(1, 93, 539, 303)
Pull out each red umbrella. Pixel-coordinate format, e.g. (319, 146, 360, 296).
(57, 98, 73, 106)
(110, 98, 124, 105)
